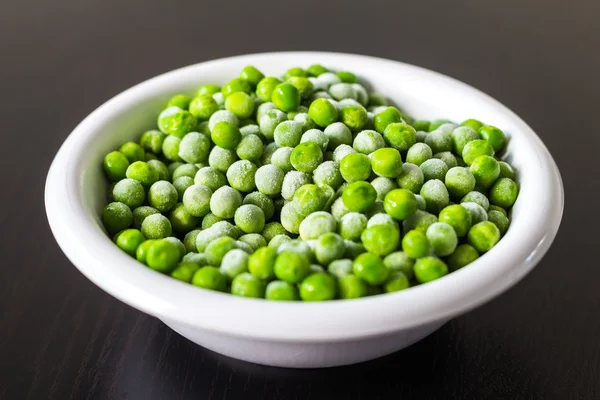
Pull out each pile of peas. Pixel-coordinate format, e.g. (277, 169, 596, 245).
(102, 64, 519, 301)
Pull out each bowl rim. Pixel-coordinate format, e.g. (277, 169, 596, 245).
(45, 51, 564, 342)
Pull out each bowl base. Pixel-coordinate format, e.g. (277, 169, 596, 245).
(162, 319, 448, 368)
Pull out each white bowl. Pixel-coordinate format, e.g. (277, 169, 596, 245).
(45, 52, 563, 368)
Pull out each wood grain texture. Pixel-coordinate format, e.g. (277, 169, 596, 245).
(0, 0, 599, 399)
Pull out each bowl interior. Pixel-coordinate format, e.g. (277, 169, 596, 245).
(48, 52, 563, 341)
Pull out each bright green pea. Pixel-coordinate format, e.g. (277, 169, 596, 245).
(403, 210, 438, 233)
(146, 239, 180, 273)
(406, 143, 433, 166)
(308, 98, 338, 127)
(470, 155, 500, 188)
(274, 251, 311, 284)
(467, 221, 501, 253)
(353, 252, 389, 285)
(401, 229, 430, 259)
(114, 228, 145, 256)
(383, 188, 417, 220)
(412, 120, 430, 132)
(132, 206, 160, 230)
(272, 83, 301, 112)
(489, 178, 518, 208)
(193, 266, 228, 291)
(287, 76, 314, 99)
(197, 84, 221, 97)
(361, 224, 400, 257)
(284, 67, 307, 79)
(414, 257, 448, 283)
(183, 229, 201, 253)
(479, 125, 506, 152)
(340, 152, 371, 182)
(439, 204, 472, 237)
(305, 64, 328, 77)
(119, 142, 145, 163)
(211, 121, 242, 150)
(462, 139, 494, 165)
(498, 161, 516, 180)
(126, 161, 159, 188)
(373, 107, 403, 133)
(103, 151, 130, 181)
(139, 130, 167, 154)
(451, 126, 480, 156)
(113, 178, 145, 208)
(166, 94, 191, 109)
(384, 122, 417, 152)
(204, 236, 237, 266)
(170, 262, 200, 283)
(168, 203, 199, 233)
(221, 78, 252, 98)
(290, 141, 323, 173)
(256, 77, 282, 102)
(247, 246, 277, 280)
(157, 107, 197, 138)
(135, 239, 155, 263)
(460, 119, 484, 131)
(240, 65, 265, 88)
(335, 274, 366, 299)
(299, 273, 336, 301)
(225, 91, 255, 119)
(266, 281, 299, 301)
(384, 271, 410, 293)
(342, 181, 377, 213)
(293, 184, 327, 216)
(189, 95, 219, 121)
(447, 244, 479, 271)
(340, 105, 368, 130)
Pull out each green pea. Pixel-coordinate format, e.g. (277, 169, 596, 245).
(141, 213, 172, 239)
(426, 222, 458, 256)
(139, 130, 167, 154)
(274, 120, 302, 147)
(460, 119, 484, 131)
(468, 221, 501, 253)
(488, 209, 510, 235)
(225, 91, 255, 119)
(135, 239, 154, 263)
(353, 252, 389, 285)
(147, 160, 170, 181)
(272, 83, 301, 112)
(287, 76, 314, 99)
(246, 246, 276, 280)
(113, 178, 145, 208)
(489, 178, 518, 208)
(220, 249, 250, 280)
(401, 229, 430, 259)
(240, 65, 265, 88)
(256, 77, 282, 102)
(428, 119, 453, 132)
(412, 120, 430, 132)
(383, 251, 414, 280)
(119, 142, 145, 163)
(114, 229, 145, 256)
(406, 143, 433, 166)
(304, 64, 327, 77)
(340, 105, 368, 130)
(226, 160, 257, 193)
(383, 188, 417, 220)
(420, 159, 448, 182)
(470, 155, 500, 188)
(189, 95, 219, 121)
(236, 134, 263, 162)
(162, 136, 182, 162)
(166, 94, 191, 110)
(334, 274, 366, 299)
(299, 273, 336, 301)
(168, 203, 199, 233)
(221, 78, 252, 98)
(384, 122, 417, 152)
(266, 281, 299, 301)
(439, 204, 472, 237)
(308, 98, 338, 127)
(324, 123, 353, 150)
(373, 107, 403, 133)
(342, 181, 377, 213)
(461, 191, 490, 211)
(148, 181, 178, 212)
(132, 206, 160, 230)
(397, 163, 425, 193)
(447, 244, 479, 271)
(193, 266, 228, 291)
(182, 184, 212, 217)
(420, 179, 449, 214)
(339, 212, 368, 241)
(315, 232, 345, 265)
(261, 222, 289, 243)
(340, 153, 371, 182)
(234, 204, 265, 234)
(172, 163, 199, 181)
(445, 167, 476, 198)
(201, 213, 225, 230)
(414, 257, 448, 283)
(425, 130, 453, 154)
(157, 107, 196, 138)
(194, 166, 227, 191)
(290, 141, 323, 173)
(361, 224, 400, 257)
(103, 151, 130, 181)
(274, 251, 310, 284)
(243, 192, 275, 220)
(211, 121, 242, 150)
(170, 262, 200, 283)
(146, 239, 181, 273)
(462, 139, 494, 165)
(183, 229, 201, 253)
(403, 210, 438, 233)
(291, 184, 325, 216)
(126, 161, 159, 188)
(384, 271, 410, 293)
(479, 125, 506, 152)
(489, 204, 507, 217)
(498, 161, 516, 180)
(197, 84, 221, 97)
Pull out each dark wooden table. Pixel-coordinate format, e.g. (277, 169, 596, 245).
(1, 0, 599, 398)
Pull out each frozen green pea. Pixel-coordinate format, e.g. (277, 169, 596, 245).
(182, 184, 212, 217)
(365, 200, 385, 218)
(268, 234, 292, 250)
(415, 194, 426, 210)
(169, 203, 199, 233)
(210, 186, 242, 219)
(182, 229, 201, 253)
(162, 136, 182, 162)
(113, 178, 145, 208)
(119, 142, 145, 163)
(242, 192, 274, 221)
(238, 234, 267, 251)
(220, 249, 250, 280)
(444, 167, 476, 197)
(371, 177, 397, 201)
(412, 120, 430, 132)
(280, 170, 310, 200)
(313, 161, 343, 189)
(451, 126, 480, 156)
(208, 109, 239, 132)
(290, 142, 323, 173)
(146, 239, 180, 273)
(299, 273, 336, 302)
(462, 139, 494, 165)
(420, 158, 448, 182)
(384, 271, 410, 293)
(181, 252, 208, 266)
(274, 120, 302, 147)
(447, 244, 479, 271)
(315, 232, 345, 265)
(125, 160, 159, 188)
(272, 83, 301, 112)
(397, 163, 425, 193)
(498, 161, 516, 180)
(261, 222, 288, 243)
(300, 129, 329, 153)
(330, 196, 350, 221)
(367, 213, 397, 229)
(416, 130, 428, 143)
(342, 181, 377, 213)
(353, 253, 388, 285)
(489, 178, 518, 208)
(293, 112, 316, 132)
(426, 222, 458, 256)
(479, 125, 506, 152)
(103, 151, 130, 181)
(367, 92, 388, 107)
(147, 159, 169, 181)
(226, 160, 257, 193)
(221, 78, 252, 98)
(361, 224, 400, 257)
(280, 202, 304, 235)
(403, 210, 438, 233)
(420, 179, 449, 214)
(254, 164, 284, 196)
(287, 76, 314, 99)
(148, 181, 177, 212)
(425, 130, 452, 154)
(192, 167, 226, 192)
(189, 95, 219, 121)
(343, 240, 365, 259)
(460, 119, 484, 131)
(177, 132, 211, 164)
(274, 251, 310, 284)
(468, 221, 501, 253)
(340, 153, 371, 183)
(428, 119, 453, 132)
(326, 259, 353, 279)
(234, 204, 265, 234)
(433, 151, 458, 168)
(132, 206, 159, 230)
(352, 84, 368, 106)
(139, 130, 167, 154)
(141, 213, 172, 239)
(256, 102, 277, 123)
(260, 109, 288, 140)
(353, 130, 385, 154)
(340, 104, 368, 130)
(193, 266, 227, 292)
(102, 202, 132, 234)
(489, 204, 507, 217)
(172, 163, 199, 181)
(470, 155, 500, 188)
(461, 191, 489, 211)
(383, 252, 414, 279)
(329, 82, 357, 101)
(461, 202, 488, 224)
(383, 188, 417, 221)
(157, 107, 196, 138)
(205, 236, 237, 266)
(299, 211, 336, 241)
(373, 107, 403, 134)
(208, 146, 238, 173)
(414, 257, 448, 283)
(406, 143, 433, 166)
(173, 176, 194, 201)
(339, 212, 368, 241)
(383, 122, 417, 152)
(256, 76, 282, 102)
(488, 209, 510, 235)
(401, 230, 430, 259)
(323, 122, 352, 150)
(259, 142, 277, 165)
(439, 204, 472, 237)
(201, 212, 224, 230)
(317, 72, 342, 87)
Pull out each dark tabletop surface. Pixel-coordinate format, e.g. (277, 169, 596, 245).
(1, 0, 599, 399)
